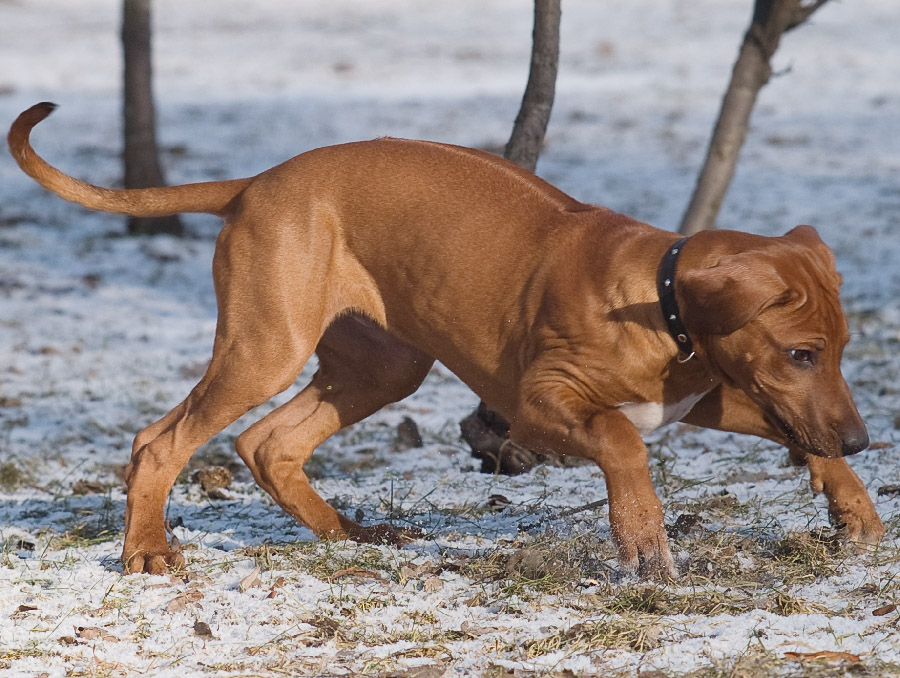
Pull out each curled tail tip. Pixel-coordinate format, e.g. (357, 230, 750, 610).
(21, 101, 58, 126)
(35, 101, 59, 115)
(11, 101, 58, 130)
(8, 102, 58, 160)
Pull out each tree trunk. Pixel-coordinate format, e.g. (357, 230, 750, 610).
(122, 0, 183, 236)
(461, 0, 563, 475)
(504, 0, 561, 173)
(678, 0, 832, 235)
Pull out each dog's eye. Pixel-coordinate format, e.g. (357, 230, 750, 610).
(789, 348, 815, 365)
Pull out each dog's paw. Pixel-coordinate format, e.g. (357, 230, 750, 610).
(618, 534, 677, 579)
(122, 532, 186, 575)
(828, 499, 885, 548)
(123, 549, 186, 575)
(612, 515, 677, 579)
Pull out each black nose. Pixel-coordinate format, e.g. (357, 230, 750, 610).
(841, 427, 869, 456)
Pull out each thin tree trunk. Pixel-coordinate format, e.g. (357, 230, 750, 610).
(505, 0, 561, 173)
(678, 0, 832, 235)
(122, 0, 183, 236)
(461, 0, 564, 475)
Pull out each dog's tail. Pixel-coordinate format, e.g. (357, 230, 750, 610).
(8, 102, 252, 218)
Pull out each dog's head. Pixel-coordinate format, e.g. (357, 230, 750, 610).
(679, 225, 867, 458)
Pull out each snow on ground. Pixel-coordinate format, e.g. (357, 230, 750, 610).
(1, 0, 900, 676)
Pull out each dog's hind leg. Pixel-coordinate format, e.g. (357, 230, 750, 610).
(235, 314, 434, 545)
(122, 219, 332, 574)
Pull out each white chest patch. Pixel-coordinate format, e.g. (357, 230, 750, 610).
(617, 391, 711, 435)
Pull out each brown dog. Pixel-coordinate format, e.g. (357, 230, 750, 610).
(9, 102, 884, 576)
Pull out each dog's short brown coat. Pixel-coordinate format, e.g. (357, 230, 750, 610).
(9, 103, 884, 576)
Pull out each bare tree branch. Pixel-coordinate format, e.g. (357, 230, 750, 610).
(678, 0, 832, 235)
(504, 0, 561, 172)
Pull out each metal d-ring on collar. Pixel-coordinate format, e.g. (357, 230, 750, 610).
(656, 236, 695, 364)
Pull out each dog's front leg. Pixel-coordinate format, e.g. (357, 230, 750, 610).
(788, 450, 885, 546)
(684, 384, 884, 545)
(510, 385, 676, 578)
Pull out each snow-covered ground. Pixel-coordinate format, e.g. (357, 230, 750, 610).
(1, 1, 899, 676)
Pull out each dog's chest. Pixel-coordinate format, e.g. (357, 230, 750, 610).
(617, 391, 710, 435)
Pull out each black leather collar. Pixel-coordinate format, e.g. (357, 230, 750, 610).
(656, 237, 695, 361)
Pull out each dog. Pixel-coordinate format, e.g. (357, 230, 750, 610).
(8, 102, 884, 576)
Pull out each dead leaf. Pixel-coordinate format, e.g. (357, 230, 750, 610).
(144, 581, 173, 590)
(75, 626, 119, 642)
(869, 441, 893, 450)
(395, 416, 423, 449)
(177, 571, 212, 585)
(193, 620, 214, 638)
(464, 592, 485, 607)
(399, 565, 419, 581)
(423, 576, 443, 592)
(76, 627, 103, 640)
(58, 635, 77, 645)
(460, 621, 492, 637)
(668, 512, 703, 537)
(166, 589, 204, 613)
(784, 650, 862, 663)
(265, 575, 285, 599)
(166, 596, 188, 614)
(873, 604, 897, 616)
(239, 566, 261, 592)
(71, 479, 107, 495)
(192, 466, 233, 493)
(877, 484, 900, 498)
(486, 494, 511, 511)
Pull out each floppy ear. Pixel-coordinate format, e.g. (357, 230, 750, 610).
(784, 224, 842, 286)
(784, 224, 825, 249)
(678, 255, 792, 336)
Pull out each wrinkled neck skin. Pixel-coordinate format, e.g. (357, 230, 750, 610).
(522, 219, 723, 420)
